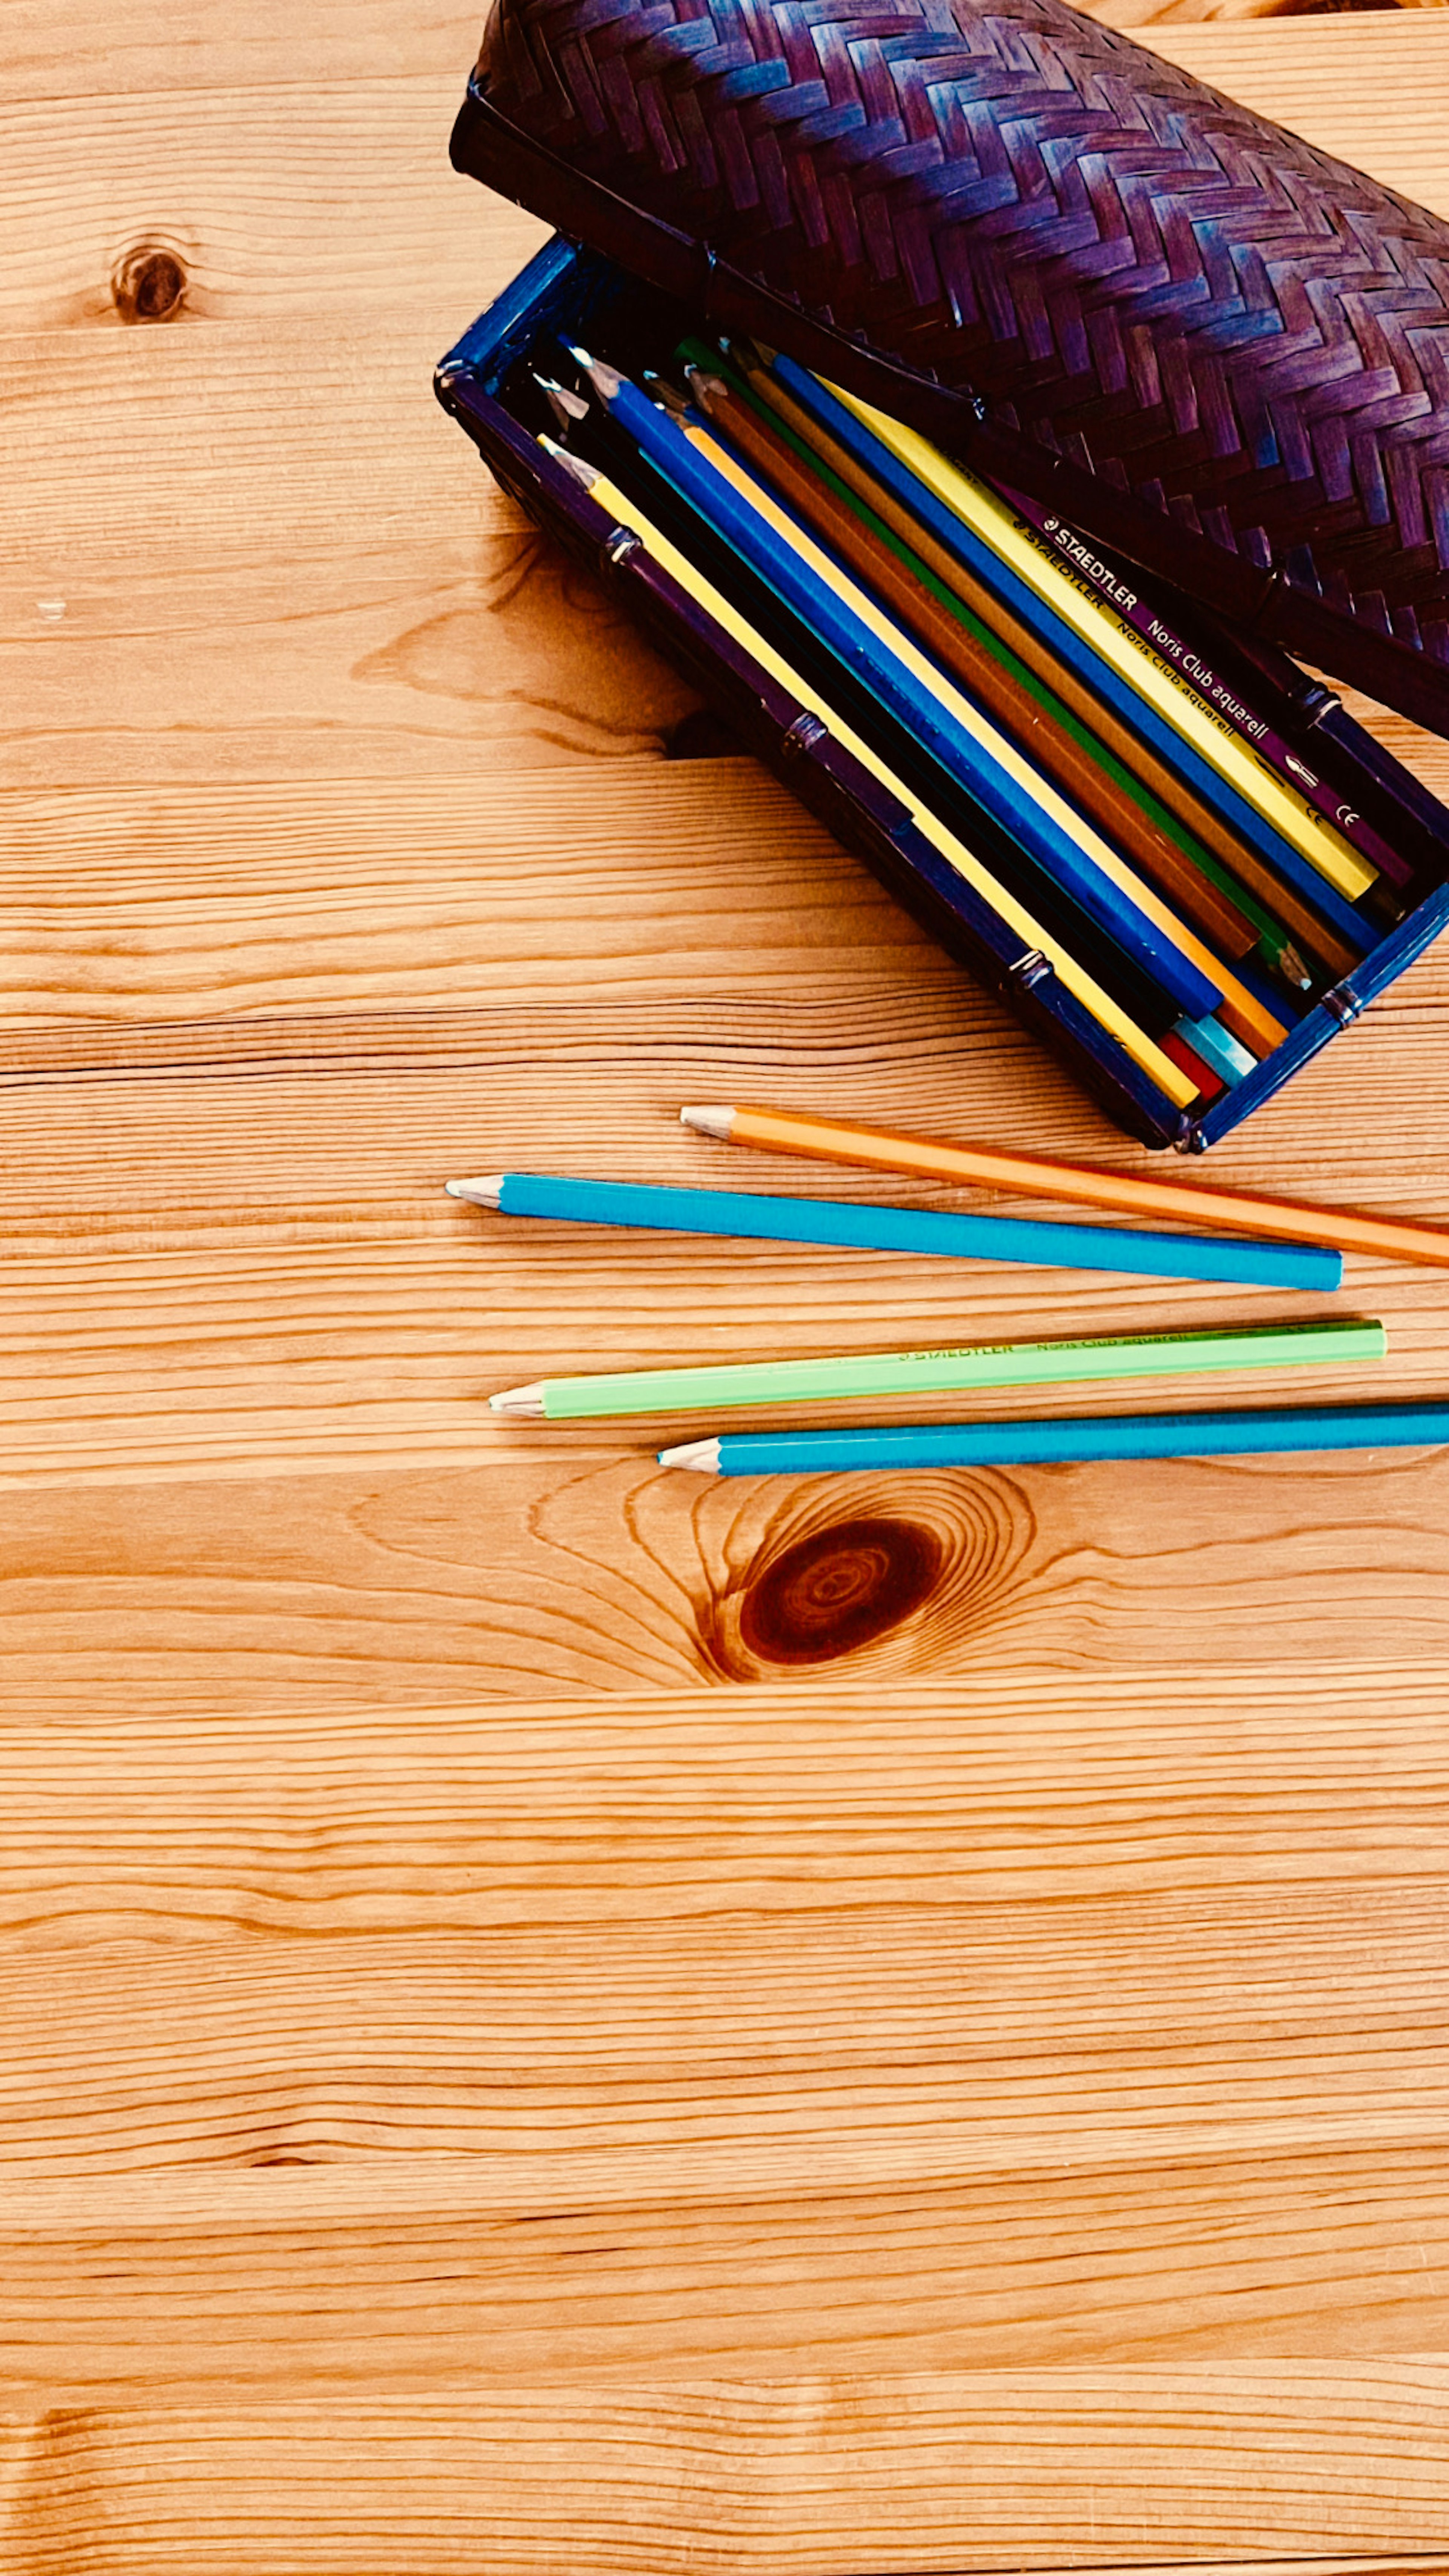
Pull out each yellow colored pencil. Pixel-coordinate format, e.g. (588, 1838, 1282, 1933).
(739, 349, 1361, 981)
(540, 437, 1196, 1107)
(826, 381, 1378, 907)
(683, 417, 1285, 1061)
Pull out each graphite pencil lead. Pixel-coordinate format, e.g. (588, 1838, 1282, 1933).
(566, 344, 623, 401)
(444, 1175, 505, 1208)
(679, 1104, 736, 1139)
(489, 1384, 547, 1419)
(658, 1439, 722, 1473)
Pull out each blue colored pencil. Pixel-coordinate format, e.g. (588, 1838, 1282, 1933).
(659, 1398, 1449, 1476)
(573, 351, 1224, 1024)
(764, 352, 1374, 956)
(444, 1170, 1343, 1291)
(1175, 1015, 1255, 1087)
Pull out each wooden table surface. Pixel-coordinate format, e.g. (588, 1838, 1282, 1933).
(8, 2, 1449, 2564)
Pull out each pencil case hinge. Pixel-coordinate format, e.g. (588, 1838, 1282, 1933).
(1010, 948, 1051, 989)
(1322, 978, 1366, 1027)
(780, 711, 829, 761)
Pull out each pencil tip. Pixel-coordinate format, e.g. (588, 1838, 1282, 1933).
(534, 372, 589, 426)
(489, 1383, 546, 1419)
(679, 1104, 735, 1140)
(538, 435, 597, 489)
(643, 369, 688, 419)
(658, 1438, 721, 1472)
(567, 343, 623, 401)
(445, 1175, 505, 1209)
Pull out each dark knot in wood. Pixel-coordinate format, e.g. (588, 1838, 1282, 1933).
(112, 242, 188, 324)
(739, 1516, 943, 1666)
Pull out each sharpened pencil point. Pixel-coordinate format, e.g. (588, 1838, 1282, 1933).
(534, 372, 589, 427)
(679, 1104, 735, 1140)
(567, 344, 623, 401)
(643, 371, 688, 419)
(489, 1384, 547, 1420)
(658, 1439, 722, 1473)
(445, 1175, 505, 1209)
(537, 435, 598, 491)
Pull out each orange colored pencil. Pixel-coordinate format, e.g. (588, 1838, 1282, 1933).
(741, 351, 1360, 984)
(689, 368, 1262, 968)
(680, 1101, 1449, 1270)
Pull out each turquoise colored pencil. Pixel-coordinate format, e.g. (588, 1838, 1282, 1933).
(444, 1171, 1344, 1292)
(660, 1398, 1449, 1477)
(491, 1317, 1384, 1421)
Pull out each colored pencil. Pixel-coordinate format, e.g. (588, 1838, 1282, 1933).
(999, 481, 1415, 892)
(752, 350, 1372, 963)
(572, 348, 1234, 1032)
(560, 406, 1206, 1046)
(660, 1398, 1449, 1476)
(680, 1101, 1449, 1271)
(553, 374, 1206, 1040)
(445, 1170, 1342, 1289)
(684, 363, 1271, 975)
(537, 437, 1200, 1106)
(734, 344, 1343, 969)
(704, 346, 1324, 998)
(824, 377, 1380, 906)
(1176, 1014, 1255, 1087)
(1160, 1031, 1224, 1104)
(554, 378, 1217, 1035)
(491, 1316, 1385, 1420)
(675, 401, 1289, 1059)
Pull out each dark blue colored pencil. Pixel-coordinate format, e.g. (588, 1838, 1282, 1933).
(767, 353, 1374, 956)
(576, 351, 1226, 1024)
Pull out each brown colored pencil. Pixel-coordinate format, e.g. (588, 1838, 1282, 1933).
(738, 348, 1360, 983)
(691, 366, 1260, 965)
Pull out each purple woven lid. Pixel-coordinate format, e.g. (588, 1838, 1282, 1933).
(458, 0, 1449, 735)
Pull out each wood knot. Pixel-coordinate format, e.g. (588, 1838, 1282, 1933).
(696, 1471, 1038, 1680)
(739, 1516, 943, 1666)
(112, 241, 188, 324)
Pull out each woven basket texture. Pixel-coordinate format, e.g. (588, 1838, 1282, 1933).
(478, 0, 1449, 666)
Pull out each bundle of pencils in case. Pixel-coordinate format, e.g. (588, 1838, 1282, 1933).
(509, 318, 1422, 1143)
(437, 253, 1449, 1476)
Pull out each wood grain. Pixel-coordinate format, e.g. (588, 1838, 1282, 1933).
(5, 2375, 1449, 2571)
(0, 82, 542, 331)
(10, 3, 1449, 2556)
(5, 28, 1449, 787)
(0, 1680, 1447, 2397)
(8, 1443, 1449, 1700)
(0, 336, 704, 786)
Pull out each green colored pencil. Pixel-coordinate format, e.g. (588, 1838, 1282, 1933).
(490, 1316, 1386, 1423)
(681, 334, 1316, 994)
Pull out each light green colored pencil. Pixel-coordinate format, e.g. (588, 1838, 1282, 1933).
(490, 1316, 1386, 1423)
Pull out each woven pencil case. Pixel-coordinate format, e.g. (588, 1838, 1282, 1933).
(436, 235, 1449, 1148)
(451, 0, 1449, 740)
